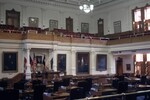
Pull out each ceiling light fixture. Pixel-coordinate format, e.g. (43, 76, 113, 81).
(79, 0, 94, 13)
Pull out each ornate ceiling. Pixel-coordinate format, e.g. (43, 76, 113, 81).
(45, 0, 119, 7)
(1, 0, 124, 10)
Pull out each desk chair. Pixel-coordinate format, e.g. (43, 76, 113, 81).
(69, 87, 86, 100)
(112, 79, 119, 89)
(0, 78, 8, 89)
(85, 78, 92, 92)
(32, 79, 42, 89)
(53, 81, 62, 92)
(140, 75, 147, 85)
(33, 84, 46, 100)
(117, 81, 128, 93)
(62, 78, 70, 86)
(78, 81, 90, 96)
(1, 89, 19, 100)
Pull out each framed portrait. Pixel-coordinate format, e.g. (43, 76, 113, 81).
(49, 19, 58, 31)
(126, 64, 131, 71)
(29, 17, 39, 27)
(114, 20, 121, 33)
(81, 23, 89, 33)
(96, 54, 107, 71)
(66, 17, 73, 32)
(36, 56, 42, 64)
(57, 54, 66, 72)
(2, 52, 18, 72)
(76, 52, 89, 74)
(6, 9, 20, 28)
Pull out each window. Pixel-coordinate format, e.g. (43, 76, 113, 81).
(114, 21, 121, 33)
(81, 23, 89, 33)
(132, 7, 143, 33)
(134, 9, 141, 22)
(49, 19, 58, 31)
(132, 4, 150, 32)
(144, 6, 150, 20)
(144, 6, 150, 30)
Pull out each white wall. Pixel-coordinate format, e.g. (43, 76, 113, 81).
(0, 1, 92, 33)
(122, 55, 134, 73)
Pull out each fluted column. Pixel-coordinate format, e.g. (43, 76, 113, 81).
(53, 49, 57, 71)
(107, 53, 116, 74)
(24, 48, 31, 80)
(49, 49, 54, 70)
(90, 51, 95, 75)
(70, 50, 76, 75)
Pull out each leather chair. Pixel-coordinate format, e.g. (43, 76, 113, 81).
(33, 85, 46, 100)
(117, 81, 128, 93)
(1, 89, 19, 100)
(62, 78, 70, 86)
(69, 87, 86, 100)
(53, 81, 62, 92)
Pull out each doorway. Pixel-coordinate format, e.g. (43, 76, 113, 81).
(116, 57, 123, 76)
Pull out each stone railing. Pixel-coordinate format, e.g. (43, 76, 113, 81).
(0, 31, 107, 45)
(107, 34, 150, 45)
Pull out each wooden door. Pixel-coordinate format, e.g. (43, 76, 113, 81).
(116, 57, 123, 76)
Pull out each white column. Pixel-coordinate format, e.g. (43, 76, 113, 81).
(70, 50, 76, 75)
(24, 48, 32, 80)
(107, 53, 116, 74)
(90, 51, 95, 75)
(49, 49, 54, 70)
(53, 49, 57, 71)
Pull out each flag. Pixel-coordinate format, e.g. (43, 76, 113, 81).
(24, 57, 27, 74)
(43, 55, 46, 70)
(32, 53, 36, 72)
(30, 56, 33, 66)
(51, 58, 53, 70)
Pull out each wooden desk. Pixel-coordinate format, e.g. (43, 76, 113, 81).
(101, 88, 117, 95)
(43, 92, 70, 100)
(137, 84, 150, 90)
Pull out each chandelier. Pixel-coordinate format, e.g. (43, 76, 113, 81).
(79, 0, 94, 13)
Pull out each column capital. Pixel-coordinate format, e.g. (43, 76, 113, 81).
(23, 47, 31, 51)
(90, 50, 95, 54)
(49, 49, 53, 52)
(71, 49, 76, 53)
